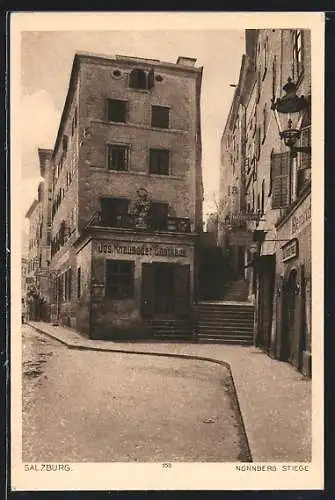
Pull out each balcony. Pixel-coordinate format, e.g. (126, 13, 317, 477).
(87, 211, 192, 233)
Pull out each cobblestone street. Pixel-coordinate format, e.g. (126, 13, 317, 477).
(22, 325, 250, 462)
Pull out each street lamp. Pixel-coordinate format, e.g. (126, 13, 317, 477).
(271, 77, 311, 156)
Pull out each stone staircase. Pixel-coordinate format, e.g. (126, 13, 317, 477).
(222, 278, 249, 302)
(148, 319, 195, 342)
(195, 302, 254, 345)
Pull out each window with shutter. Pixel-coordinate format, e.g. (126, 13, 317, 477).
(292, 30, 304, 82)
(297, 126, 311, 195)
(270, 152, 291, 209)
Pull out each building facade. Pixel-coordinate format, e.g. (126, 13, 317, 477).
(24, 149, 53, 320)
(48, 52, 203, 338)
(219, 29, 312, 377)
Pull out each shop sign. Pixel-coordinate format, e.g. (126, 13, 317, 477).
(96, 241, 187, 258)
(282, 238, 299, 262)
(291, 199, 311, 236)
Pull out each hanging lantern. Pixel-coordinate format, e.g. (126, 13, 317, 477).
(271, 77, 310, 151)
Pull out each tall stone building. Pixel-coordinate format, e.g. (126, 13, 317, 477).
(49, 52, 203, 338)
(219, 29, 312, 377)
(24, 149, 53, 320)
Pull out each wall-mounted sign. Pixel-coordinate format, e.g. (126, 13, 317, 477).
(291, 199, 311, 236)
(96, 241, 187, 258)
(282, 238, 299, 262)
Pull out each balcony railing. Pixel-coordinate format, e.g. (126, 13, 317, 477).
(87, 211, 192, 233)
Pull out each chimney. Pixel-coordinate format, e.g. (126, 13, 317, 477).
(176, 56, 197, 67)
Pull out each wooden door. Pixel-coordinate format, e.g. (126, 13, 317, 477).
(141, 263, 155, 317)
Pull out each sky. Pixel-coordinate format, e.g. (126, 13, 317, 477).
(20, 29, 245, 233)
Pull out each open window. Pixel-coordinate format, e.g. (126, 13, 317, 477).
(129, 68, 155, 90)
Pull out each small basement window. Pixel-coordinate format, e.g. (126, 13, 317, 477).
(105, 260, 134, 299)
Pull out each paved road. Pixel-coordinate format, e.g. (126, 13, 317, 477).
(22, 325, 250, 462)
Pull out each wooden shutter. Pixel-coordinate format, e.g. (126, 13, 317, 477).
(173, 264, 191, 318)
(299, 127, 311, 171)
(141, 263, 155, 317)
(270, 152, 291, 209)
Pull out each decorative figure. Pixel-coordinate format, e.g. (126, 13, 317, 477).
(134, 188, 151, 229)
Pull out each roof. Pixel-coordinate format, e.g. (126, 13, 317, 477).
(25, 199, 39, 219)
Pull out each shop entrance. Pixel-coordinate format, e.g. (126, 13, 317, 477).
(281, 269, 298, 362)
(142, 263, 191, 318)
(154, 263, 175, 315)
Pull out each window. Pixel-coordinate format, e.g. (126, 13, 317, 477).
(129, 68, 154, 90)
(256, 70, 261, 103)
(149, 148, 170, 175)
(148, 202, 169, 231)
(151, 105, 169, 129)
(107, 144, 129, 171)
(105, 260, 134, 299)
(100, 197, 129, 227)
(256, 126, 261, 160)
(262, 104, 268, 143)
(107, 99, 127, 123)
(77, 267, 81, 299)
(296, 126, 311, 195)
(261, 179, 265, 215)
(270, 151, 291, 209)
(292, 30, 304, 82)
(262, 36, 269, 80)
(272, 55, 277, 101)
(71, 107, 78, 136)
(62, 135, 68, 152)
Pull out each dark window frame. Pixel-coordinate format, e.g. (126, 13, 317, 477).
(77, 267, 81, 299)
(105, 260, 135, 300)
(292, 30, 304, 83)
(149, 148, 170, 176)
(107, 98, 128, 123)
(151, 105, 170, 129)
(107, 143, 129, 172)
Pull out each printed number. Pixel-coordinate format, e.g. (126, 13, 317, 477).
(162, 463, 172, 468)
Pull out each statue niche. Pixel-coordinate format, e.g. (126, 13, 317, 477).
(134, 188, 151, 229)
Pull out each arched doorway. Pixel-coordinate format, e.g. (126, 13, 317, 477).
(281, 269, 298, 362)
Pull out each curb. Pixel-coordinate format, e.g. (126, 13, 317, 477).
(26, 321, 253, 462)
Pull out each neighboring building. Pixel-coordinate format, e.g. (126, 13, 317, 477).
(49, 52, 203, 338)
(21, 257, 28, 321)
(24, 149, 53, 321)
(218, 45, 257, 279)
(25, 194, 42, 320)
(219, 29, 312, 377)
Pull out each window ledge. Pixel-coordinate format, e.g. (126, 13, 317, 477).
(91, 119, 188, 134)
(89, 166, 184, 180)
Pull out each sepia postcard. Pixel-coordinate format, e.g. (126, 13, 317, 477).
(10, 11, 324, 491)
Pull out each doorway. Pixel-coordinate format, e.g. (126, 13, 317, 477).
(281, 269, 298, 362)
(154, 263, 175, 315)
(141, 263, 191, 318)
